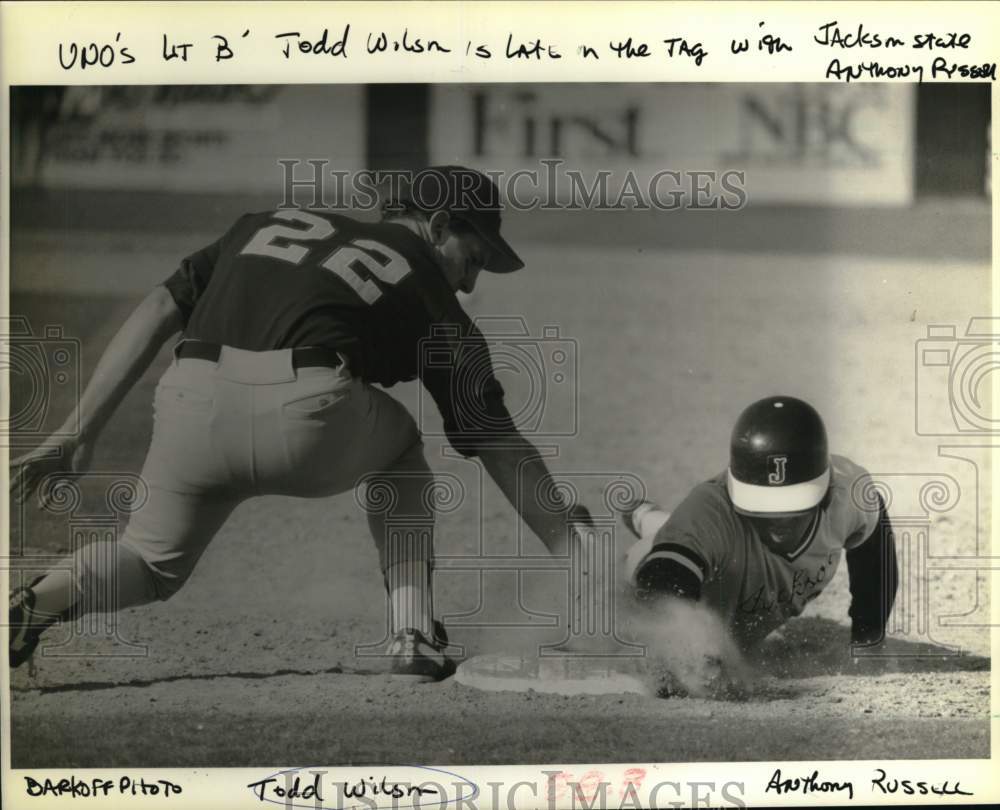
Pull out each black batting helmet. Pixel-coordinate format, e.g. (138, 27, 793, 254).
(726, 396, 831, 516)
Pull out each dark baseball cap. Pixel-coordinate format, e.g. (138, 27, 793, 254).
(393, 165, 524, 274)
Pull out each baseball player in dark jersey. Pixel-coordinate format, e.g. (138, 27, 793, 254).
(621, 396, 899, 658)
(9, 166, 594, 681)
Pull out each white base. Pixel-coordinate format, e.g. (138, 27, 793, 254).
(455, 653, 653, 697)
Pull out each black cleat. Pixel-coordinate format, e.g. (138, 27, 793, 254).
(9, 587, 44, 670)
(432, 619, 449, 648)
(387, 625, 457, 683)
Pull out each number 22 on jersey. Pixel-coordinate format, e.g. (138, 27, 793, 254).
(240, 210, 412, 305)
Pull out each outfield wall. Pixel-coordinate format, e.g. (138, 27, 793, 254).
(12, 84, 990, 203)
(12, 85, 365, 193)
(8, 83, 991, 263)
(431, 84, 917, 206)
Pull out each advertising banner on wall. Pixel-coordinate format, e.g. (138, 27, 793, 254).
(15, 85, 364, 194)
(430, 84, 915, 207)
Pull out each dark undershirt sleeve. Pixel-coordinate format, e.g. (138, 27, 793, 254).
(846, 494, 899, 644)
(634, 556, 703, 602)
(161, 237, 225, 326)
(162, 213, 256, 327)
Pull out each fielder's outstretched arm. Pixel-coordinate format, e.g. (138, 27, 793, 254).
(845, 494, 899, 645)
(10, 285, 183, 503)
(419, 318, 593, 558)
(478, 437, 592, 558)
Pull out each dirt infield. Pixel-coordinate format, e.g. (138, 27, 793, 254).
(7, 229, 992, 765)
(9, 673, 991, 768)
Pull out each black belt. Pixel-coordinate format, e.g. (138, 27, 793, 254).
(177, 341, 343, 370)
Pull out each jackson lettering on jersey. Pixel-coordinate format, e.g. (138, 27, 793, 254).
(161, 209, 515, 456)
(648, 454, 880, 643)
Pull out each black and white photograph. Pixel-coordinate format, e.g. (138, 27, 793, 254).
(1, 3, 997, 808)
